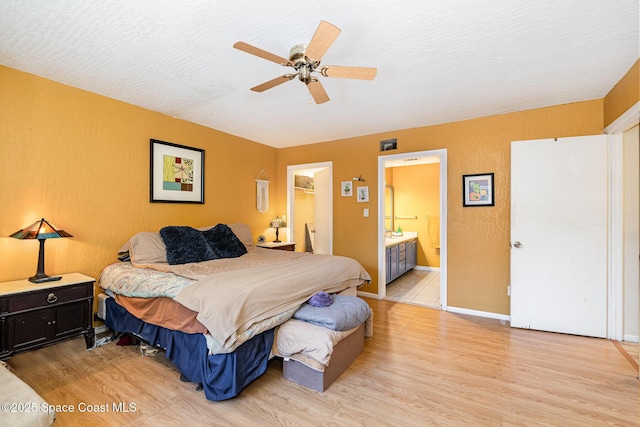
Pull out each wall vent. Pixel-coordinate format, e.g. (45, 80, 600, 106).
(380, 138, 397, 151)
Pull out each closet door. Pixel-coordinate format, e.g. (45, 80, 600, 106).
(313, 168, 332, 254)
(510, 135, 608, 338)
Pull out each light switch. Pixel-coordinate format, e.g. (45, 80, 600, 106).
(363, 208, 369, 217)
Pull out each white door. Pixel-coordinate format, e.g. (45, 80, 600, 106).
(313, 168, 332, 254)
(510, 135, 608, 338)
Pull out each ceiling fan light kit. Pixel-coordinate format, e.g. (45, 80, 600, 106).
(233, 21, 376, 104)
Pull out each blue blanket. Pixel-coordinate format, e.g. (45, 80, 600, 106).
(293, 295, 371, 331)
(105, 297, 273, 401)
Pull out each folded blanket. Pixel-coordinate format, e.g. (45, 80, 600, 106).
(274, 318, 357, 367)
(293, 295, 371, 331)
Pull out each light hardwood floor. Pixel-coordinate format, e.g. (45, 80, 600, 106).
(5, 298, 639, 427)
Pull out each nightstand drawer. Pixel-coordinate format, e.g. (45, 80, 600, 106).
(5, 283, 92, 313)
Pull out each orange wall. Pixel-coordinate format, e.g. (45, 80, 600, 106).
(277, 100, 604, 314)
(604, 60, 639, 129)
(0, 66, 279, 284)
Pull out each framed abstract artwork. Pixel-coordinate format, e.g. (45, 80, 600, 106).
(150, 139, 205, 203)
(463, 173, 494, 207)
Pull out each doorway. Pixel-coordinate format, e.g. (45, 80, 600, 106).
(286, 162, 333, 254)
(377, 149, 447, 309)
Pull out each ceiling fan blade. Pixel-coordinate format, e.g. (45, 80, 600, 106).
(307, 79, 330, 104)
(304, 21, 341, 62)
(250, 74, 296, 92)
(233, 41, 291, 66)
(321, 65, 377, 80)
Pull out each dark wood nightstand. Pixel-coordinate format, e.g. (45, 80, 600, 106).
(0, 273, 95, 360)
(257, 242, 296, 251)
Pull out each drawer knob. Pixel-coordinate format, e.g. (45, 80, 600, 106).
(47, 293, 58, 304)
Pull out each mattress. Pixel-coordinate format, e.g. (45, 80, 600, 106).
(98, 292, 296, 355)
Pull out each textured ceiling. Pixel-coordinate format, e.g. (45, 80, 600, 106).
(0, 1, 637, 148)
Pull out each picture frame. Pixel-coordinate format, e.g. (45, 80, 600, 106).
(150, 139, 205, 203)
(463, 173, 494, 207)
(341, 181, 353, 197)
(357, 186, 369, 203)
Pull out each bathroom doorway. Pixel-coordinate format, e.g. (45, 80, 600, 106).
(377, 150, 447, 309)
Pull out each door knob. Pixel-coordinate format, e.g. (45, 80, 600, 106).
(513, 241, 523, 248)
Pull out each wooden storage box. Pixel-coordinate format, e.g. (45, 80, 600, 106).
(282, 323, 364, 392)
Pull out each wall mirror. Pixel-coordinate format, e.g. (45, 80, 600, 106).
(385, 185, 394, 232)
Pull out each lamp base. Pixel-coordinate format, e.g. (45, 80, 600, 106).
(29, 238, 62, 283)
(29, 274, 62, 284)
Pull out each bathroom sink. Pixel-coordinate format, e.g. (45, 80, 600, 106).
(385, 231, 418, 247)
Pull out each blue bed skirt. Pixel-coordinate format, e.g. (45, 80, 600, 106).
(105, 297, 274, 401)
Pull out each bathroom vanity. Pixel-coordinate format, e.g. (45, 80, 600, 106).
(385, 232, 418, 284)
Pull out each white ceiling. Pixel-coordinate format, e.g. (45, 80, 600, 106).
(1, 1, 637, 148)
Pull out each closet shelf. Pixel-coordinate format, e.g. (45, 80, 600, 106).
(294, 186, 314, 194)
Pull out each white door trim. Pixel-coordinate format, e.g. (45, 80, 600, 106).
(609, 133, 624, 340)
(377, 149, 448, 310)
(604, 102, 639, 340)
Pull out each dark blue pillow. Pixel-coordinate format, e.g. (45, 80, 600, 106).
(202, 224, 247, 259)
(160, 226, 215, 265)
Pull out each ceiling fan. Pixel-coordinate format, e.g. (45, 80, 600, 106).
(233, 21, 377, 104)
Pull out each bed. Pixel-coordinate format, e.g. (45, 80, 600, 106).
(99, 222, 371, 401)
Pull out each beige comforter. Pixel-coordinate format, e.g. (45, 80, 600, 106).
(168, 252, 370, 349)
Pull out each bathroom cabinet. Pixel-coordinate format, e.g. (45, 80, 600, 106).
(386, 238, 417, 284)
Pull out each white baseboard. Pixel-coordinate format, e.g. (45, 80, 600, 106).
(357, 292, 511, 325)
(414, 266, 440, 272)
(95, 325, 108, 335)
(446, 305, 510, 322)
(623, 334, 639, 343)
(357, 291, 379, 299)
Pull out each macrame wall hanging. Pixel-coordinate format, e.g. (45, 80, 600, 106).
(255, 169, 270, 214)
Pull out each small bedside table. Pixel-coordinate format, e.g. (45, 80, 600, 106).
(0, 273, 95, 360)
(257, 242, 296, 252)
